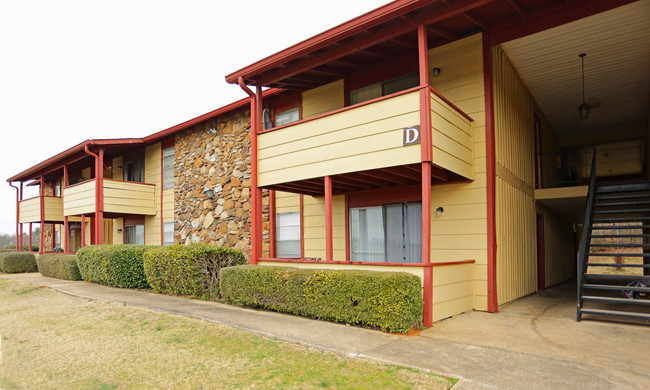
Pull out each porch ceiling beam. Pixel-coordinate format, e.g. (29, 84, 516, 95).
(379, 166, 421, 182)
(357, 170, 411, 186)
(430, 165, 450, 181)
(427, 25, 456, 42)
(391, 36, 418, 50)
(330, 176, 376, 190)
(269, 184, 321, 197)
(460, 10, 488, 30)
(343, 172, 395, 187)
(256, 0, 497, 86)
(275, 181, 324, 193)
(504, 0, 527, 18)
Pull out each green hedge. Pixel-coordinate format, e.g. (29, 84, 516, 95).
(37, 254, 82, 280)
(220, 265, 423, 333)
(0, 252, 37, 273)
(144, 244, 246, 300)
(76, 245, 151, 289)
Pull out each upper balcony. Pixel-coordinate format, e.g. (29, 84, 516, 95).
(257, 86, 473, 195)
(63, 178, 157, 217)
(18, 196, 64, 224)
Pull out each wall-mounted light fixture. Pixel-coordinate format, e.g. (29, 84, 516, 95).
(202, 185, 216, 200)
(436, 207, 444, 217)
(432, 67, 441, 77)
(117, 228, 123, 233)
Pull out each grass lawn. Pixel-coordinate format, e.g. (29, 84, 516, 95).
(0, 279, 456, 389)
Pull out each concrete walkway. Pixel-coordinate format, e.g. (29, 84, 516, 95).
(2, 273, 649, 389)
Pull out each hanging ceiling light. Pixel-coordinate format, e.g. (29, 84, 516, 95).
(578, 53, 596, 120)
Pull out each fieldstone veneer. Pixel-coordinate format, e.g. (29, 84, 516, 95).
(174, 108, 269, 260)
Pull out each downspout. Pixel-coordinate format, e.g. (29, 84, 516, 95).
(9, 182, 19, 251)
(84, 144, 104, 245)
(39, 176, 45, 254)
(238, 76, 260, 264)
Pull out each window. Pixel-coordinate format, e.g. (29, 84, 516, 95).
(162, 147, 174, 190)
(349, 73, 419, 105)
(54, 181, 61, 197)
(124, 158, 144, 183)
(350, 202, 421, 263)
(125, 224, 145, 245)
(163, 222, 174, 246)
(54, 229, 61, 249)
(276, 212, 300, 258)
(275, 107, 300, 127)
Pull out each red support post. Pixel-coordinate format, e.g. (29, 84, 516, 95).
(422, 162, 433, 327)
(29, 223, 33, 252)
(418, 24, 432, 163)
(269, 190, 276, 258)
(299, 194, 304, 259)
(344, 194, 350, 262)
(63, 164, 69, 253)
(19, 182, 24, 251)
(483, 32, 499, 313)
(97, 147, 104, 244)
(255, 86, 264, 261)
(325, 176, 333, 262)
(237, 77, 259, 264)
(9, 182, 19, 252)
(39, 176, 45, 254)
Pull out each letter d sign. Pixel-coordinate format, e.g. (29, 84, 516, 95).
(403, 125, 421, 146)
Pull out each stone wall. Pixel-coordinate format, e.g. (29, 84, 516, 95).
(42, 182, 54, 252)
(174, 108, 268, 260)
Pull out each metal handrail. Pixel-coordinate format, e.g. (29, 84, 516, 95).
(576, 149, 597, 321)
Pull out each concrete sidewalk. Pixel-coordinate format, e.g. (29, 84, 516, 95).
(2, 273, 649, 389)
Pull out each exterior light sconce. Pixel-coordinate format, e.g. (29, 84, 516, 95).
(432, 67, 441, 77)
(436, 207, 444, 217)
(202, 185, 216, 200)
(117, 228, 123, 233)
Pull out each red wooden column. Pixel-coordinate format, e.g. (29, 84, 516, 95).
(81, 215, 86, 248)
(418, 23, 433, 327)
(269, 190, 276, 258)
(39, 176, 45, 254)
(324, 176, 333, 261)
(299, 195, 305, 259)
(63, 165, 69, 253)
(29, 223, 33, 252)
(483, 33, 499, 313)
(19, 183, 24, 251)
(254, 86, 264, 262)
(97, 147, 105, 244)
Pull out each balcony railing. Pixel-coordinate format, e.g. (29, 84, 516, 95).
(18, 196, 63, 223)
(257, 86, 473, 187)
(63, 179, 156, 216)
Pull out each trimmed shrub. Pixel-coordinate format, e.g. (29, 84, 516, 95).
(37, 254, 82, 280)
(76, 245, 151, 289)
(220, 265, 423, 333)
(0, 252, 37, 273)
(144, 244, 246, 300)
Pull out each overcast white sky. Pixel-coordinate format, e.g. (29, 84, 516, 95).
(0, 0, 389, 235)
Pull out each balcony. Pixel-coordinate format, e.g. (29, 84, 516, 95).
(257, 86, 473, 192)
(18, 196, 64, 223)
(63, 179, 157, 217)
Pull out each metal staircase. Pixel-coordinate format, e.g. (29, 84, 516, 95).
(577, 156, 650, 323)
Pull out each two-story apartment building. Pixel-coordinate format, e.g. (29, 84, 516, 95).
(8, 0, 649, 326)
(225, 0, 649, 325)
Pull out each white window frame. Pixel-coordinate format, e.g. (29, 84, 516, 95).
(162, 146, 175, 190)
(163, 222, 174, 246)
(276, 212, 300, 258)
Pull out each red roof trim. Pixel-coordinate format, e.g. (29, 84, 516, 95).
(225, 0, 433, 84)
(143, 88, 283, 143)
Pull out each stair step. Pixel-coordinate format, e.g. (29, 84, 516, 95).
(595, 200, 650, 207)
(593, 217, 650, 223)
(589, 234, 650, 239)
(587, 252, 650, 257)
(584, 274, 650, 280)
(591, 225, 650, 230)
(593, 209, 650, 214)
(596, 193, 650, 201)
(579, 308, 650, 321)
(586, 263, 650, 268)
(597, 183, 650, 193)
(582, 296, 650, 306)
(584, 284, 650, 292)
(589, 243, 650, 248)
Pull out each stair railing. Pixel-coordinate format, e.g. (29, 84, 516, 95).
(577, 149, 597, 321)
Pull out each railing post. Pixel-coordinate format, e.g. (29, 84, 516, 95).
(576, 149, 597, 321)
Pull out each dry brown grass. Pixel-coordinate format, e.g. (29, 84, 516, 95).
(0, 279, 454, 390)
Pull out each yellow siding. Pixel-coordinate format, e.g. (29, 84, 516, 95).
(258, 91, 421, 186)
(431, 92, 474, 179)
(301, 79, 344, 119)
(493, 45, 537, 305)
(428, 33, 488, 311)
(432, 263, 475, 322)
(63, 180, 96, 216)
(275, 191, 300, 214)
(102, 180, 156, 216)
(18, 198, 41, 223)
(113, 218, 124, 244)
(43, 197, 64, 222)
(302, 195, 345, 260)
(112, 156, 124, 181)
(162, 189, 174, 222)
(81, 167, 91, 181)
(144, 142, 162, 245)
(539, 205, 577, 287)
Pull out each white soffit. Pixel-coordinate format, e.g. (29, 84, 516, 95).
(500, 0, 650, 136)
